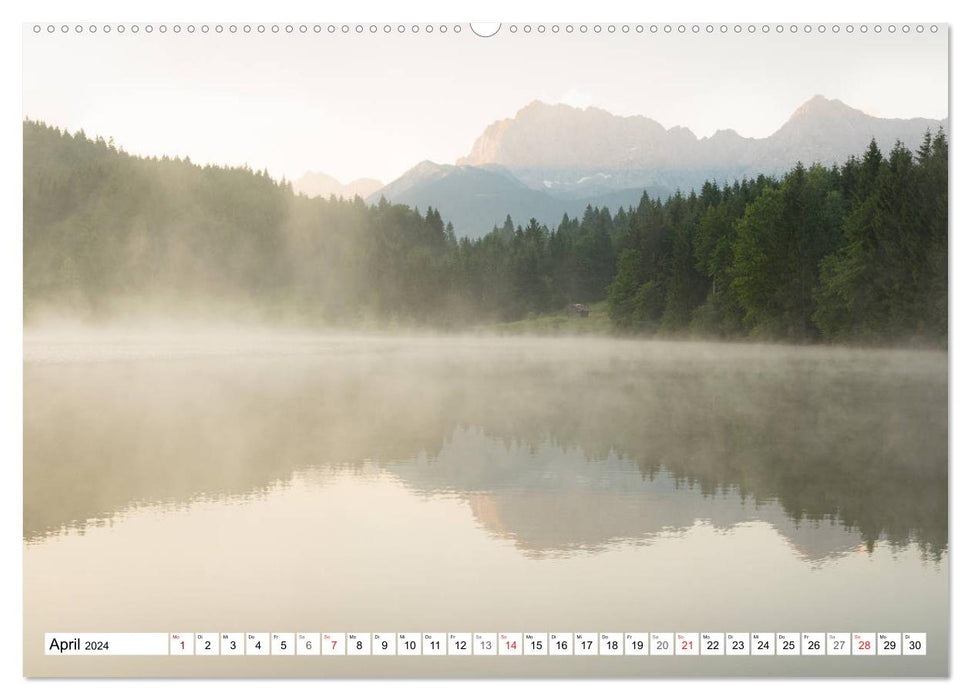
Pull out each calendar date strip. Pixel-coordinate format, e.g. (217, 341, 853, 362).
(45, 632, 927, 657)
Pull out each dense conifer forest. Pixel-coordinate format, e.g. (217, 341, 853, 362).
(24, 120, 947, 344)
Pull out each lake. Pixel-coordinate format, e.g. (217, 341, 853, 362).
(23, 332, 948, 676)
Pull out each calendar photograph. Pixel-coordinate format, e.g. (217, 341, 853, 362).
(22, 21, 948, 678)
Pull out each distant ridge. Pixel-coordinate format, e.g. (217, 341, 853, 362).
(294, 172, 382, 200)
(368, 95, 947, 237)
(366, 161, 666, 238)
(459, 95, 945, 171)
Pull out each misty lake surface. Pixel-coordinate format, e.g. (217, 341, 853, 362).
(23, 333, 948, 677)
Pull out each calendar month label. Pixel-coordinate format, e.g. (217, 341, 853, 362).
(45, 633, 169, 656)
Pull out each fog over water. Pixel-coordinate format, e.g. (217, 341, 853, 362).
(23, 330, 948, 676)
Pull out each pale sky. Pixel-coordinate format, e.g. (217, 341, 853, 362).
(22, 24, 948, 184)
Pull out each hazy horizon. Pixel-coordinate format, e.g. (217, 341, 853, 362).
(22, 24, 948, 184)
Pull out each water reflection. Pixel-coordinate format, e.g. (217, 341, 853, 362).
(381, 430, 866, 563)
(23, 335, 947, 561)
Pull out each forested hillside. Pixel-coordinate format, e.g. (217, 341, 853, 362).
(606, 134, 948, 344)
(24, 120, 947, 344)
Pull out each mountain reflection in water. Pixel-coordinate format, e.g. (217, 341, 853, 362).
(24, 334, 947, 561)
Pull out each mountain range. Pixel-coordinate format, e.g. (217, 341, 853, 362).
(364, 95, 946, 238)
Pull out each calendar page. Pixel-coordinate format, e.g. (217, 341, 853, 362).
(21, 18, 948, 679)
